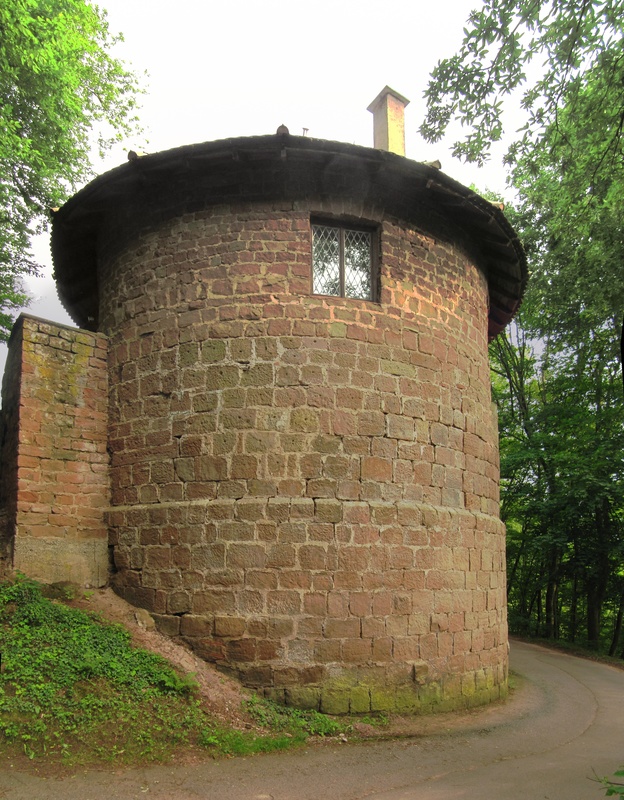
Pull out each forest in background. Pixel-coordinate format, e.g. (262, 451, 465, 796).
(422, 0, 624, 653)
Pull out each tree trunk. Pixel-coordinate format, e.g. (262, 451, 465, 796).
(545, 547, 559, 639)
(609, 597, 623, 657)
(587, 501, 613, 649)
(570, 575, 578, 643)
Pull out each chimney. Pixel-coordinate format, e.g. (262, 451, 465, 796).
(367, 86, 410, 156)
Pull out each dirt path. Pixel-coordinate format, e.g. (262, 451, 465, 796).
(1, 640, 623, 799)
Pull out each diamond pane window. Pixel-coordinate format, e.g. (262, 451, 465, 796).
(312, 225, 340, 296)
(312, 224, 374, 301)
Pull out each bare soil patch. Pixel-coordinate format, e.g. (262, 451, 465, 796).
(68, 588, 258, 732)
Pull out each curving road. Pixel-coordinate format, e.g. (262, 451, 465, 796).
(2, 640, 623, 799)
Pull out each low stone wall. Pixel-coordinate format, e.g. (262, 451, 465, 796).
(0, 315, 109, 586)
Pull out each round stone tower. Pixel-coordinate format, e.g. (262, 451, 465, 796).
(52, 133, 526, 713)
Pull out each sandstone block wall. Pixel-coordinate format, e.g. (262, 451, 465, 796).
(99, 198, 508, 713)
(0, 316, 109, 586)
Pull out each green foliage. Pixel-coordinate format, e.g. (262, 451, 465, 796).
(244, 694, 347, 738)
(0, 0, 143, 340)
(358, 713, 389, 728)
(488, 73, 624, 650)
(426, 1, 624, 655)
(0, 577, 315, 765)
(421, 0, 624, 167)
(601, 768, 624, 797)
(491, 315, 624, 649)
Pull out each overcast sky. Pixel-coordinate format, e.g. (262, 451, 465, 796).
(2, 0, 515, 380)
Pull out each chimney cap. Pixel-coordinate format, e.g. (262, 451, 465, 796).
(367, 86, 410, 114)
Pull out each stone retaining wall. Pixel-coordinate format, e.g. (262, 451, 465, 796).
(0, 316, 109, 586)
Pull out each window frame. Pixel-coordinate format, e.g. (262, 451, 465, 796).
(310, 219, 379, 302)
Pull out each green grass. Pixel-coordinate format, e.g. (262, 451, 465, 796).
(0, 576, 340, 766)
(244, 694, 347, 737)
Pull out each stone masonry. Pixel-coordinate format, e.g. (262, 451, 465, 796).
(0, 133, 527, 714)
(0, 316, 109, 586)
(99, 200, 508, 713)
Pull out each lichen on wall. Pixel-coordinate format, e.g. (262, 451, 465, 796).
(0, 315, 110, 587)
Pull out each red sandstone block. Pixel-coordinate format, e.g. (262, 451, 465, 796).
(144, 546, 172, 570)
(346, 325, 367, 342)
(299, 454, 322, 479)
(343, 502, 370, 524)
(315, 639, 341, 662)
(357, 411, 385, 437)
(193, 590, 236, 614)
(230, 455, 258, 480)
(307, 386, 335, 409)
(226, 544, 267, 569)
(21, 501, 51, 515)
(290, 498, 314, 518)
(386, 585, 410, 612)
(353, 524, 380, 545)
(342, 639, 371, 662)
(16, 490, 38, 503)
(267, 544, 296, 569)
(392, 636, 420, 661)
(370, 514, 398, 537)
(303, 593, 326, 616)
(306, 479, 336, 499)
(237, 592, 265, 616)
(226, 639, 257, 663)
(361, 617, 385, 639)
(371, 593, 392, 616)
(337, 546, 370, 572)
(15, 454, 41, 470)
(388, 547, 413, 570)
(332, 411, 357, 436)
(471, 629, 485, 653)
(297, 617, 323, 638)
(277, 522, 306, 543)
(333, 569, 363, 589)
(385, 613, 408, 636)
(324, 618, 360, 639)
(278, 571, 312, 590)
(166, 591, 190, 614)
(46, 513, 76, 528)
(314, 499, 342, 523)
(266, 591, 301, 614)
(348, 592, 372, 617)
(214, 616, 247, 637)
(361, 457, 392, 482)
(419, 633, 439, 661)
(298, 545, 327, 570)
(322, 455, 357, 481)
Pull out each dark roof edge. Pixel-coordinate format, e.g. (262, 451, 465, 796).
(52, 134, 527, 339)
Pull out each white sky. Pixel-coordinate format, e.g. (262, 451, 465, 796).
(2, 0, 515, 380)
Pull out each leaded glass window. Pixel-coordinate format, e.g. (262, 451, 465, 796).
(312, 224, 374, 301)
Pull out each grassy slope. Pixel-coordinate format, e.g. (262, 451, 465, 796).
(0, 577, 345, 767)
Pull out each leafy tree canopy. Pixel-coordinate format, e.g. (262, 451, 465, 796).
(509, 52, 624, 345)
(0, 0, 142, 340)
(424, 2, 624, 652)
(422, 1, 624, 349)
(421, 0, 624, 168)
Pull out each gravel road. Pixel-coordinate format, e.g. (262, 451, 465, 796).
(2, 640, 622, 799)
